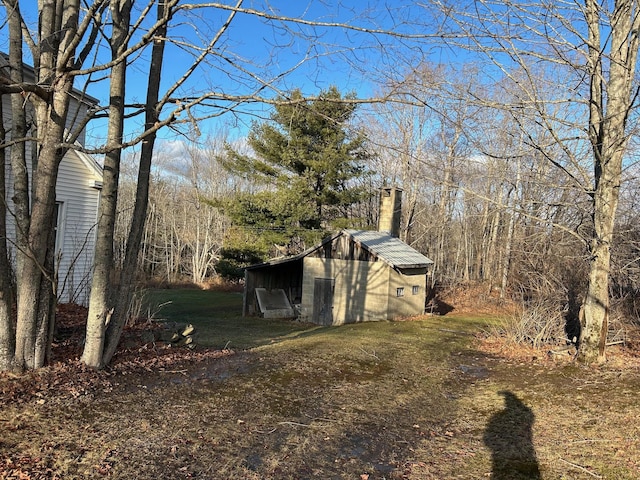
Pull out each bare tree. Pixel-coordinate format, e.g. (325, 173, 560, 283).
(0, 0, 101, 370)
(78, 0, 446, 368)
(127, 137, 232, 285)
(422, 0, 640, 363)
(0, 98, 14, 371)
(363, 56, 602, 332)
(179, 139, 230, 284)
(81, 0, 132, 369)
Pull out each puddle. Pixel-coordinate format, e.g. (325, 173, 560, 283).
(186, 354, 254, 384)
(458, 364, 489, 379)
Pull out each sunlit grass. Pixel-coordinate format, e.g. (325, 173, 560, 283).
(145, 289, 316, 350)
(3, 290, 640, 479)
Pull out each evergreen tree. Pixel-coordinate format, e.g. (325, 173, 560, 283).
(222, 86, 371, 255)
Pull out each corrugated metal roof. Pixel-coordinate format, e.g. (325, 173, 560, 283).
(245, 229, 433, 270)
(345, 229, 433, 269)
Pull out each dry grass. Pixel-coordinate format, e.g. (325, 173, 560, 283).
(2, 291, 640, 479)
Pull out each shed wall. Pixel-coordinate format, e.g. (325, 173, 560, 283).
(243, 260, 303, 316)
(302, 257, 390, 325)
(387, 267, 427, 318)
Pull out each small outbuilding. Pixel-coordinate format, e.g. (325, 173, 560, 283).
(243, 187, 434, 325)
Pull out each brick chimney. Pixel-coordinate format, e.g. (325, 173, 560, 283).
(378, 186, 402, 238)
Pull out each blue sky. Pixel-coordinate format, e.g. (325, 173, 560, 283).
(3, 0, 597, 171)
(76, 0, 436, 149)
(4, 1, 636, 179)
(1, 1, 462, 154)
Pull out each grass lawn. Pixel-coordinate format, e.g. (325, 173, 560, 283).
(2, 289, 640, 479)
(144, 289, 318, 350)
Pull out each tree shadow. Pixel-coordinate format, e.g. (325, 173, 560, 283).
(483, 391, 541, 479)
(564, 286, 582, 345)
(425, 289, 454, 315)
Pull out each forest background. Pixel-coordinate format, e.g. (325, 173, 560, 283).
(1, 0, 640, 370)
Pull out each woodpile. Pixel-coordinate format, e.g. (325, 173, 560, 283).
(168, 323, 196, 349)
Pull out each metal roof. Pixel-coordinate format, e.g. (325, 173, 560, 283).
(245, 229, 433, 271)
(344, 229, 433, 269)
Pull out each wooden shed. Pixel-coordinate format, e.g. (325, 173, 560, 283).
(243, 227, 433, 325)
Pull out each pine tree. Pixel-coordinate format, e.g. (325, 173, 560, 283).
(222, 86, 370, 255)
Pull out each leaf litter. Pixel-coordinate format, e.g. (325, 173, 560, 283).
(2, 301, 640, 479)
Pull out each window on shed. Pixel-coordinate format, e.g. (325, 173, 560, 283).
(396, 287, 404, 297)
(412, 285, 420, 295)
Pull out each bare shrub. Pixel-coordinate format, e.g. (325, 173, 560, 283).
(203, 276, 244, 293)
(607, 297, 634, 346)
(126, 289, 167, 327)
(489, 300, 567, 349)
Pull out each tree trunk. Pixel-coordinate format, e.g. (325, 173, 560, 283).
(577, 149, 624, 363)
(82, 0, 131, 369)
(2, 0, 27, 371)
(101, 0, 169, 366)
(5, 0, 74, 371)
(500, 169, 520, 299)
(576, 0, 639, 363)
(0, 99, 15, 370)
(14, 104, 70, 370)
(486, 186, 504, 285)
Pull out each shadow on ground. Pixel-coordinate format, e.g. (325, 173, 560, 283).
(484, 391, 541, 479)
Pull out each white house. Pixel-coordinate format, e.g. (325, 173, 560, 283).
(1, 56, 103, 305)
(50, 145, 103, 305)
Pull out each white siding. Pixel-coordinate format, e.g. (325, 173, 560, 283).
(1, 55, 94, 146)
(54, 149, 101, 304)
(65, 96, 91, 146)
(2, 94, 102, 305)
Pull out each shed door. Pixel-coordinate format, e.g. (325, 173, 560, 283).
(313, 278, 334, 326)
